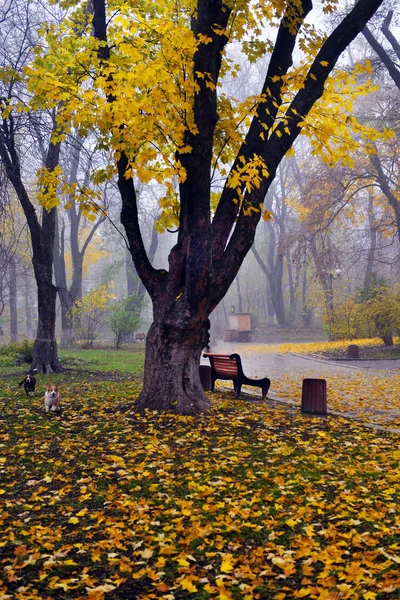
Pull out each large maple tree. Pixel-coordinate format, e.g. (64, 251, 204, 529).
(30, 0, 385, 412)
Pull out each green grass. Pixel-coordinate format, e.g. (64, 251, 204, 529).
(59, 346, 145, 374)
(0, 350, 400, 599)
(0, 346, 145, 377)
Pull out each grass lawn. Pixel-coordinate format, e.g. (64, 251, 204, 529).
(59, 346, 146, 375)
(0, 346, 399, 599)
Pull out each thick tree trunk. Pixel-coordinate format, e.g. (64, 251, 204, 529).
(270, 270, 286, 328)
(135, 311, 212, 415)
(32, 278, 61, 373)
(126, 251, 139, 296)
(382, 333, 394, 347)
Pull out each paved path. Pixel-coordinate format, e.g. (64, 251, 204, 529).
(202, 342, 400, 432)
(204, 341, 400, 377)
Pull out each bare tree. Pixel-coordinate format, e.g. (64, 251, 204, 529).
(0, 0, 62, 371)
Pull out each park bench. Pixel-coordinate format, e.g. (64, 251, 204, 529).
(203, 352, 271, 399)
(135, 333, 146, 341)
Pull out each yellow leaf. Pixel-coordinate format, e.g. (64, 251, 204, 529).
(180, 575, 198, 593)
(68, 517, 79, 524)
(220, 554, 235, 573)
(285, 518, 297, 528)
(294, 589, 312, 598)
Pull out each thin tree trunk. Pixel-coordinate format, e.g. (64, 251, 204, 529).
(9, 256, 17, 343)
(302, 271, 312, 328)
(364, 194, 377, 289)
(266, 279, 275, 327)
(369, 149, 400, 241)
(24, 273, 35, 338)
(235, 274, 243, 313)
(286, 251, 296, 324)
(54, 213, 75, 346)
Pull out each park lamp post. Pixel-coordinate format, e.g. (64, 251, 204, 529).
(330, 268, 342, 281)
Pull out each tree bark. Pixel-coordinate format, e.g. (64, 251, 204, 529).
(135, 306, 212, 415)
(362, 24, 400, 91)
(32, 278, 60, 372)
(302, 271, 313, 328)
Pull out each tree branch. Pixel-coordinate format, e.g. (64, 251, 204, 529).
(211, 0, 312, 259)
(381, 10, 400, 63)
(214, 0, 385, 298)
(362, 24, 400, 91)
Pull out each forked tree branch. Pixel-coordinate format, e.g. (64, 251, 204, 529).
(362, 24, 400, 91)
(211, 0, 313, 260)
(214, 0, 385, 300)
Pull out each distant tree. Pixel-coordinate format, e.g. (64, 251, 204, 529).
(0, 0, 63, 371)
(109, 295, 142, 349)
(356, 277, 400, 346)
(69, 284, 109, 348)
(52, 134, 108, 346)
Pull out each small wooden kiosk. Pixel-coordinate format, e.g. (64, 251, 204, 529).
(224, 313, 252, 342)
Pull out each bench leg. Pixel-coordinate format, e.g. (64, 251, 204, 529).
(261, 380, 271, 399)
(235, 383, 242, 399)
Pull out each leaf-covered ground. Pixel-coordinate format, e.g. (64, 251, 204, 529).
(1, 372, 400, 600)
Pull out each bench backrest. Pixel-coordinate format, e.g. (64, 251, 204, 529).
(205, 354, 238, 377)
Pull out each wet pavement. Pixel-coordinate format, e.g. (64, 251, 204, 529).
(202, 342, 400, 432)
(205, 341, 400, 375)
